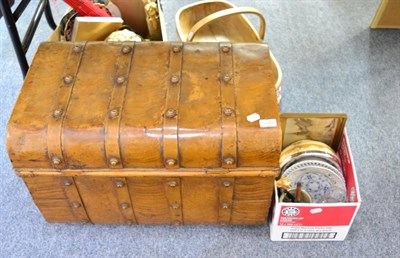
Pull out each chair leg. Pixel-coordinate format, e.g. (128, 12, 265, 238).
(0, 0, 29, 77)
(44, 0, 56, 30)
(22, 0, 48, 53)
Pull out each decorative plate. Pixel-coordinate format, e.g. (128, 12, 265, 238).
(282, 159, 347, 203)
(280, 151, 342, 173)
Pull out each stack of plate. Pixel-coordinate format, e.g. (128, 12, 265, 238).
(280, 140, 347, 203)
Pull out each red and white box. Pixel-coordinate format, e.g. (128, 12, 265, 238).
(270, 131, 361, 241)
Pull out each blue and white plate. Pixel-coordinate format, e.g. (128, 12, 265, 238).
(282, 159, 347, 203)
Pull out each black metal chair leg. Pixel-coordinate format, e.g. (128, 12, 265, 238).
(0, 0, 29, 77)
(44, 0, 56, 30)
(22, 0, 48, 53)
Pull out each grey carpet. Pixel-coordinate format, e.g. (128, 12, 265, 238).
(1, 0, 399, 257)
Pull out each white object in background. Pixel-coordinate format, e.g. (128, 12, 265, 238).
(247, 113, 260, 123)
(71, 17, 124, 41)
(259, 119, 277, 128)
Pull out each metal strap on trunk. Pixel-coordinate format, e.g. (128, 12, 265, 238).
(219, 43, 238, 168)
(104, 43, 135, 169)
(62, 176, 90, 223)
(218, 177, 235, 224)
(47, 43, 86, 169)
(164, 178, 183, 225)
(162, 43, 183, 169)
(112, 177, 137, 224)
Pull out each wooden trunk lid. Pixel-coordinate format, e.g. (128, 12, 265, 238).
(7, 42, 281, 170)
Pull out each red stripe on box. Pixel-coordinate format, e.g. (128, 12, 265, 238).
(338, 133, 358, 202)
(278, 205, 358, 226)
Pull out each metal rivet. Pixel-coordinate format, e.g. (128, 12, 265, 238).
(109, 109, 119, 119)
(109, 157, 119, 166)
(170, 203, 180, 209)
(52, 156, 61, 165)
(223, 108, 234, 116)
(63, 75, 74, 84)
(223, 181, 231, 187)
(172, 46, 181, 53)
(121, 45, 132, 54)
(126, 220, 133, 225)
(223, 74, 231, 82)
(165, 158, 177, 166)
(115, 181, 125, 188)
(72, 45, 82, 53)
(64, 180, 73, 186)
(174, 221, 181, 226)
(220, 222, 227, 226)
(221, 203, 230, 209)
(224, 156, 235, 165)
(165, 108, 177, 118)
(168, 181, 177, 187)
(116, 76, 125, 85)
(121, 203, 129, 209)
(72, 202, 81, 208)
(170, 75, 180, 84)
(221, 46, 230, 53)
(52, 109, 63, 119)
(81, 219, 89, 224)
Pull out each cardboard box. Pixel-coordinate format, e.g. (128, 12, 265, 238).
(270, 131, 361, 241)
